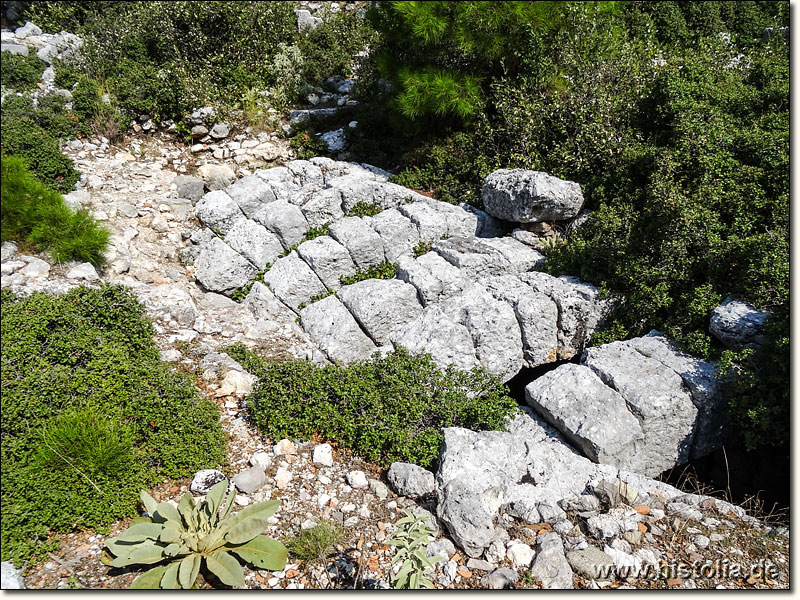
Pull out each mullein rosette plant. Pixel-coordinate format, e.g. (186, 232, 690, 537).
(388, 509, 442, 589)
(101, 480, 287, 589)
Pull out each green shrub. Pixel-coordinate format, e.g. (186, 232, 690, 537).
(285, 520, 346, 564)
(345, 201, 383, 218)
(0, 116, 80, 192)
(0, 154, 109, 265)
(228, 345, 517, 470)
(1, 51, 46, 92)
(1, 285, 227, 565)
(298, 6, 379, 85)
(36, 407, 134, 478)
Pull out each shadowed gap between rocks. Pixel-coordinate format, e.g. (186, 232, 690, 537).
(506, 362, 789, 521)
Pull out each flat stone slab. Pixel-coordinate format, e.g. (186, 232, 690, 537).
(327, 216, 385, 269)
(243, 281, 296, 325)
(338, 278, 423, 346)
(195, 190, 244, 235)
(296, 236, 356, 291)
(482, 169, 584, 223)
(582, 340, 699, 477)
(263, 251, 327, 312)
(433, 237, 512, 279)
(525, 364, 643, 468)
(300, 295, 377, 364)
(396, 252, 469, 306)
(226, 174, 277, 216)
(253, 199, 309, 249)
(391, 305, 479, 372)
(194, 236, 258, 295)
(225, 218, 284, 270)
(371, 208, 420, 262)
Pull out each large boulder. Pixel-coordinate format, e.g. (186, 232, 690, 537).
(300, 295, 377, 364)
(197, 163, 236, 191)
(194, 237, 258, 295)
(478, 237, 545, 274)
(581, 340, 698, 477)
(524, 364, 643, 468)
(625, 332, 728, 459)
(435, 409, 686, 560)
(1, 561, 25, 589)
(338, 279, 423, 346)
(709, 297, 770, 351)
(481, 169, 584, 223)
(398, 201, 449, 242)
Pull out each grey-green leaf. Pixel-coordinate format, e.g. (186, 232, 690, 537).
(154, 502, 182, 525)
(205, 479, 228, 518)
(178, 554, 201, 589)
(206, 550, 244, 588)
(116, 522, 164, 543)
(160, 561, 180, 589)
(140, 490, 158, 515)
(228, 536, 288, 571)
(129, 565, 167, 589)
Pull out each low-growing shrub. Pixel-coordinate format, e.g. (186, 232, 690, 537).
(0, 154, 109, 265)
(0, 117, 80, 192)
(0, 50, 46, 92)
(227, 345, 517, 469)
(1, 285, 227, 565)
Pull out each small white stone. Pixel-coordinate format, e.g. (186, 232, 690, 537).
(275, 467, 292, 489)
(268, 577, 280, 586)
(346, 470, 368, 489)
(250, 451, 272, 469)
(274, 439, 297, 456)
(506, 543, 534, 569)
(318, 474, 332, 485)
(312, 443, 333, 466)
(235, 494, 250, 506)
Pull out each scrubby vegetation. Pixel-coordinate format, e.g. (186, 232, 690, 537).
(350, 0, 789, 452)
(1, 285, 227, 565)
(1, 154, 109, 265)
(227, 345, 517, 469)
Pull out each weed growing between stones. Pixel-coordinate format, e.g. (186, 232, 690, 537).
(0, 154, 109, 265)
(1, 285, 226, 566)
(345, 201, 383, 218)
(227, 345, 517, 470)
(230, 264, 272, 303)
(285, 520, 346, 565)
(412, 241, 432, 258)
(339, 261, 397, 286)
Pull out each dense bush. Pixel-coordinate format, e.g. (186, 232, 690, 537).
(354, 1, 789, 451)
(1, 285, 227, 565)
(228, 345, 517, 470)
(0, 154, 108, 265)
(0, 97, 81, 192)
(1, 50, 46, 92)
